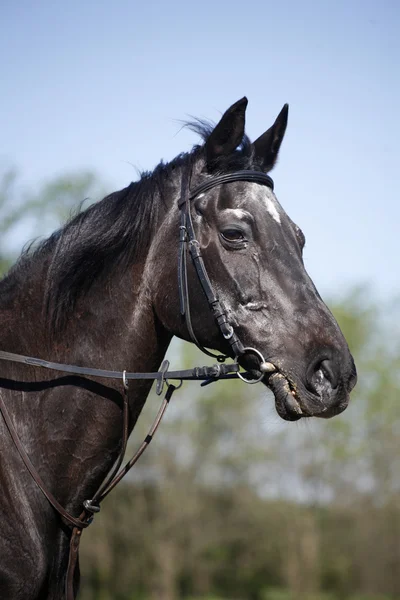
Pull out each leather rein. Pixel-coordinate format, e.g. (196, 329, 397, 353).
(0, 168, 275, 599)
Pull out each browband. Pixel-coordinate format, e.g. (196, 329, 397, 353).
(178, 170, 274, 207)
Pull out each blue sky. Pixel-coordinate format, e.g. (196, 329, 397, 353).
(1, 0, 399, 301)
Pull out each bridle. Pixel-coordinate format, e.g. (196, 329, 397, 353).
(178, 168, 274, 364)
(0, 167, 276, 599)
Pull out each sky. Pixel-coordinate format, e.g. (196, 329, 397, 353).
(1, 0, 399, 303)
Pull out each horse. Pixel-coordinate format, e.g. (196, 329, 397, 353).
(0, 97, 357, 599)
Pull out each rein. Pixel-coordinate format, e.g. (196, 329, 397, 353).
(0, 167, 275, 599)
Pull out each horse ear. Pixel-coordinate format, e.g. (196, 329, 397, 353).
(252, 104, 289, 171)
(205, 97, 248, 168)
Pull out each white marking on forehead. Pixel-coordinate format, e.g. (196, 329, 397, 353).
(239, 183, 281, 224)
(262, 188, 281, 223)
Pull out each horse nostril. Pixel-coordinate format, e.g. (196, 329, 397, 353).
(319, 359, 338, 389)
(307, 357, 339, 396)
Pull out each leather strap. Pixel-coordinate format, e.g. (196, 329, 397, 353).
(63, 383, 177, 600)
(66, 519, 85, 600)
(0, 394, 89, 529)
(189, 170, 274, 200)
(0, 350, 239, 383)
(0, 380, 177, 600)
(177, 169, 274, 362)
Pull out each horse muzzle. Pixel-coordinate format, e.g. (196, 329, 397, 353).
(262, 353, 357, 422)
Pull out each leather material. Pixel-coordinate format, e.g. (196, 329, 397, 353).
(0, 350, 239, 381)
(177, 169, 274, 361)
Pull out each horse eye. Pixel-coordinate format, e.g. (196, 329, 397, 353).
(221, 229, 245, 242)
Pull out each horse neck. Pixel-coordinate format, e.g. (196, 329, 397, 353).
(0, 243, 173, 511)
(0, 244, 176, 599)
(1, 253, 172, 376)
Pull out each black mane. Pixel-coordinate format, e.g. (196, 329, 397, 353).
(1, 122, 255, 333)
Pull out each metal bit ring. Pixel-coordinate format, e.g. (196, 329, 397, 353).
(234, 347, 267, 384)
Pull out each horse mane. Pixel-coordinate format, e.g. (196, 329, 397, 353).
(1, 120, 255, 334)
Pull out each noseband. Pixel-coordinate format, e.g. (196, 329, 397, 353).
(0, 167, 275, 599)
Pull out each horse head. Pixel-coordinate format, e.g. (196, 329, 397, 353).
(154, 98, 357, 421)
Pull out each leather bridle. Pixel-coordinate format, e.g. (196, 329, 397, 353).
(178, 168, 274, 362)
(0, 167, 276, 599)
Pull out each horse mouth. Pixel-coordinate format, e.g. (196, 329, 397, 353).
(238, 355, 305, 421)
(264, 369, 349, 421)
(266, 371, 304, 421)
(239, 353, 346, 422)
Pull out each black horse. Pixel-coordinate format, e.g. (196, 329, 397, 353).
(0, 98, 356, 599)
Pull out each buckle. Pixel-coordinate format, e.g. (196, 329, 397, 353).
(156, 359, 170, 396)
(83, 499, 101, 514)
